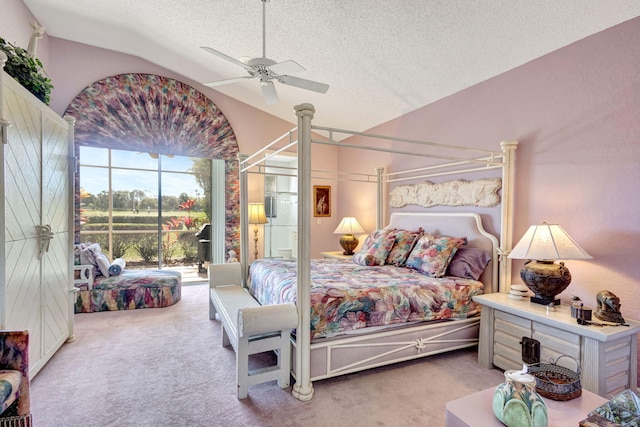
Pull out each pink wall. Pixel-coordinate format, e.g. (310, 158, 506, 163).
(337, 17, 640, 378)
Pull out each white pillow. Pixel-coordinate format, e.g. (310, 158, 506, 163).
(80, 243, 111, 277)
(94, 253, 111, 277)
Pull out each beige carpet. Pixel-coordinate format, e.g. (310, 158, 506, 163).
(30, 284, 504, 426)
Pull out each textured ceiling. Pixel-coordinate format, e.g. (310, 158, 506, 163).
(22, 0, 640, 132)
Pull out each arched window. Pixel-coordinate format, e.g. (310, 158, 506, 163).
(64, 73, 240, 259)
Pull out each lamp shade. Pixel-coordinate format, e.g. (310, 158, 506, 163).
(508, 223, 592, 260)
(333, 217, 365, 235)
(248, 203, 268, 225)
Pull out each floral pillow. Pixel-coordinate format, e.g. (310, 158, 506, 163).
(385, 228, 423, 267)
(405, 233, 466, 277)
(353, 229, 397, 266)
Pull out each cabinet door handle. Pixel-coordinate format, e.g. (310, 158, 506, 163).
(36, 224, 54, 259)
(0, 118, 11, 145)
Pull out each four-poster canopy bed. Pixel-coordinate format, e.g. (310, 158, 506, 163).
(237, 103, 517, 401)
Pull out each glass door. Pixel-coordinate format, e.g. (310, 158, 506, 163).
(78, 147, 210, 281)
(263, 156, 297, 258)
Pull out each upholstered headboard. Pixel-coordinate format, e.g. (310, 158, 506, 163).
(386, 212, 499, 293)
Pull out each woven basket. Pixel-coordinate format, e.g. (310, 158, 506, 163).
(528, 355, 582, 401)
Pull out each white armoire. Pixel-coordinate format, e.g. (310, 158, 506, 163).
(1, 66, 75, 378)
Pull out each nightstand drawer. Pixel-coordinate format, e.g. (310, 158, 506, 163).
(533, 322, 580, 362)
(495, 310, 530, 329)
(493, 311, 531, 370)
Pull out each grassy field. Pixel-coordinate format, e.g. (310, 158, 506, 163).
(80, 210, 209, 265)
(83, 209, 208, 220)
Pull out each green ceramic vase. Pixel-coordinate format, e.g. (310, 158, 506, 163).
(493, 369, 548, 427)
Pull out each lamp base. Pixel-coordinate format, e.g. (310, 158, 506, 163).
(339, 234, 359, 256)
(520, 260, 572, 306)
(530, 296, 561, 306)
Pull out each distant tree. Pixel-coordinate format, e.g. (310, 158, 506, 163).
(94, 191, 110, 211)
(131, 189, 147, 211)
(178, 192, 190, 204)
(161, 195, 179, 211)
(112, 190, 132, 211)
(141, 196, 158, 210)
(190, 158, 211, 222)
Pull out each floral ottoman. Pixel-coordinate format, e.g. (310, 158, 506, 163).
(75, 269, 182, 313)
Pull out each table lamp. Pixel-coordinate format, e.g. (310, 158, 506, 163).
(333, 217, 365, 255)
(508, 222, 592, 305)
(248, 203, 268, 260)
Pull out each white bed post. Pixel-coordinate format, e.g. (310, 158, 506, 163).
(292, 103, 314, 402)
(238, 154, 249, 286)
(375, 167, 384, 229)
(499, 141, 518, 293)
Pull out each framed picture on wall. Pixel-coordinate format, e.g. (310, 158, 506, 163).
(313, 185, 331, 217)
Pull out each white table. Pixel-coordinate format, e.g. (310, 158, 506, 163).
(445, 387, 607, 427)
(320, 251, 353, 260)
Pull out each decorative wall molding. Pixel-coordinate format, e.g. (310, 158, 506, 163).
(389, 178, 502, 208)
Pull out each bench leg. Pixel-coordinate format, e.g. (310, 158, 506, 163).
(221, 326, 231, 348)
(236, 337, 250, 399)
(209, 298, 217, 320)
(277, 332, 291, 389)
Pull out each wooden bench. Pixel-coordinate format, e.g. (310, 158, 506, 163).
(209, 263, 297, 399)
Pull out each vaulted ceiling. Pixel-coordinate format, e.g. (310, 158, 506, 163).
(23, 0, 640, 131)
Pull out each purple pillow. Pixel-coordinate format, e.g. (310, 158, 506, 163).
(446, 247, 491, 280)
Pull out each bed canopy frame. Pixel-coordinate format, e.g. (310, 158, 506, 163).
(238, 103, 517, 401)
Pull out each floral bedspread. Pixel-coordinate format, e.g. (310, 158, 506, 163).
(248, 258, 484, 339)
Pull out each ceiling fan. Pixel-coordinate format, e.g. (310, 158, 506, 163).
(201, 0, 329, 104)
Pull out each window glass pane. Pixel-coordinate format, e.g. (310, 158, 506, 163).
(111, 149, 158, 170)
(79, 146, 108, 167)
(112, 169, 158, 202)
(161, 159, 208, 265)
(112, 169, 159, 232)
(79, 166, 108, 233)
(161, 171, 200, 201)
(161, 154, 193, 172)
(161, 170, 205, 228)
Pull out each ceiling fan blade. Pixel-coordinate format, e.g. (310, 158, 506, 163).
(201, 46, 253, 71)
(268, 60, 305, 76)
(261, 81, 279, 104)
(203, 75, 255, 87)
(278, 75, 330, 94)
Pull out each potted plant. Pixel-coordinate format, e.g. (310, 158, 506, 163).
(0, 36, 53, 105)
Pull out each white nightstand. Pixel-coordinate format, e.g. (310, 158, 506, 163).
(474, 292, 640, 397)
(320, 251, 353, 260)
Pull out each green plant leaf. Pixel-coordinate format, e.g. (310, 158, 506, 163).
(0, 36, 53, 105)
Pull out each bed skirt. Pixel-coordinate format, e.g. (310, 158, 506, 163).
(75, 269, 182, 313)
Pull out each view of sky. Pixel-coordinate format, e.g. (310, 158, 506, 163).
(79, 146, 202, 198)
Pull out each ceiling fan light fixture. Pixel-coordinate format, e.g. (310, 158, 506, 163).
(200, 0, 329, 102)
